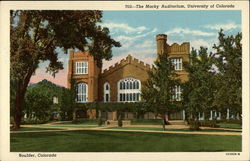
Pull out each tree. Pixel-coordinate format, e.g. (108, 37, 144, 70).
(142, 53, 180, 130)
(59, 88, 75, 121)
(24, 80, 63, 122)
(212, 30, 242, 117)
(10, 10, 120, 129)
(59, 78, 78, 121)
(183, 47, 216, 122)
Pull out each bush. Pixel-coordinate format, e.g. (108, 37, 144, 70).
(10, 117, 14, 124)
(189, 120, 200, 130)
(72, 118, 97, 124)
(199, 120, 219, 128)
(22, 118, 49, 124)
(98, 118, 103, 126)
(118, 119, 123, 127)
(216, 119, 242, 125)
(131, 119, 162, 125)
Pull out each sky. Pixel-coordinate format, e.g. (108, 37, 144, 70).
(29, 10, 241, 87)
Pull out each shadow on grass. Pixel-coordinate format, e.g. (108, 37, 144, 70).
(10, 130, 242, 152)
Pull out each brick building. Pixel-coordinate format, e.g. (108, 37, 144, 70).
(67, 34, 190, 120)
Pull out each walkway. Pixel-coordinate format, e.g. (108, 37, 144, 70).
(10, 123, 241, 136)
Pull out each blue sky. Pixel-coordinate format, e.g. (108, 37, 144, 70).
(30, 10, 241, 87)
(101, 10, 241, 69)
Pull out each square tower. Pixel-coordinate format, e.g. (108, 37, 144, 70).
(156, 34, 190, 82)
(67, 51, 101, 102)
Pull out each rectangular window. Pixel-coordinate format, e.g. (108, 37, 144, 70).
(53, 97, 58, 104)
(120, 94, 122, 102)
(171, 58, 182, 71)
(126, 94, 129, 101)
(173, 85, 182, 101)
(106, 94, 109, 102)
(136, 93, 139, 101)
(76, 61, 88, 74)
(133, 93, 135, 101)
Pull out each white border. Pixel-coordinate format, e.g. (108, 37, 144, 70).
(0, 1, 249, 161)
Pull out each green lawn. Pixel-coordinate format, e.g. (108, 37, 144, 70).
(131, 119, 162, 125)
(106, 127, 241, 133)
(11, 127, 60, 131)
(10, 130, 241, 152)
(218, 123, 242, 129)
(39, 125, 99, 128)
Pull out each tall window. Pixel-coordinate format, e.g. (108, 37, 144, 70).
(173, 85, 182, 101)
(76, 61, 88, 74)
(118, 78, 141, 102)
(76, 83, 88, 102)
(103, 82, 110, 102)
(171, 58, 182, 71)
(53, 97, 58, 104)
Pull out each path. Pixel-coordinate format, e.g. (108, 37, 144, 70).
(10, 124, 241, 136)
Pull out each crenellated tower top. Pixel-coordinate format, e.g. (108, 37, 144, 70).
(156, 34, 167, 56)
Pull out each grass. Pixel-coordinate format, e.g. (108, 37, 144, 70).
(218, 123, 242, 129)
(22, 123, 100, 129)
(131, 119, 162, 125)
(106, 127, 241, 132)
(10, 130, 241, 152)
(71, 119, 98, 125)
(11, 127, 60, 131)
(39, 125, 99, 128)
(50, 121, 72, 124)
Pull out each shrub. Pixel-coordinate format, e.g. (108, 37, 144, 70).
(199, 120, 219, 128)
(22, 118, 49, 124)
(209, 120, 219, 128)
(72, 118, 97, 124)
(131, 119, 162, 125)
(118, 119, 123, 127)
(98, 118, 103, 126)
(216, 119, 242, 125)
(189, 120, 200, 130)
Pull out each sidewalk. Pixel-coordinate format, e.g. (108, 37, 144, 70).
(10, 124, 241, 136)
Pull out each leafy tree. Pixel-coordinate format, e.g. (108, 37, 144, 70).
(58, 88, 75, 121)
(212, 30, 242, 117)
(59, 78, 78, 121)
(142, 53, 180, 130)
(24, 80, 63, 122)
(10, 10, 120, 129)
(10, 80, 17, 123)
(183, 47, 216, 122)
(131, 102, 148, 119)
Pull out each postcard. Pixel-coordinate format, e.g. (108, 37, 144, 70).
(0, 1, 249, 161)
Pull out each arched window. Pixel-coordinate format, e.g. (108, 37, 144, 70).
(104, 82, 110, 102)
(76, 82, 88, 102)
(118, 78, 141, 102)
(136, 81, 139, 89)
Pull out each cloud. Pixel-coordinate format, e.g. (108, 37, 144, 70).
(116, 28, 157, 41)
(191, 39, 213, 50)
(135, 40, 154, 49)
(203, 21, 241, 31)
(151, 28, 158, 33)
(167, 36, 218, 53)
(165, 28, 216, 37)
(187, 37, 218, 53)
(114, 28, 158, 50)
(101, 22, 147, 34)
